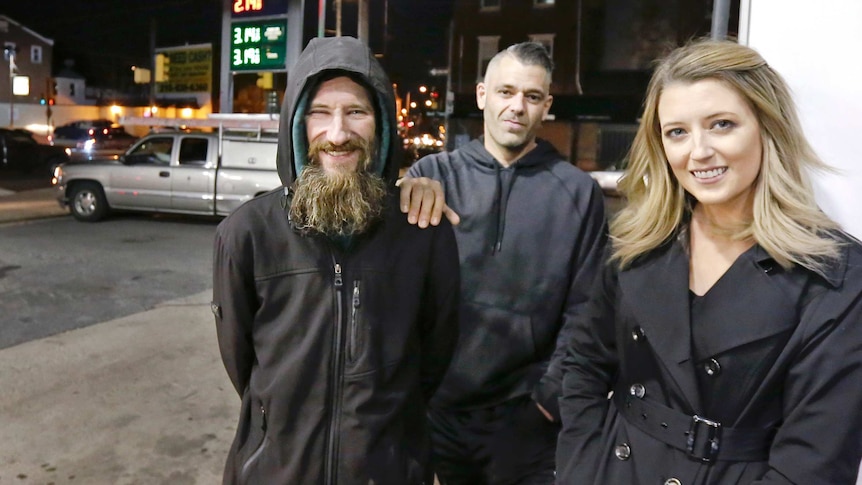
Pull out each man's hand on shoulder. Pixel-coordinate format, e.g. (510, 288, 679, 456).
(396, 177, 460, 228)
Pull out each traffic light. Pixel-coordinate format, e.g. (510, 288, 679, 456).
(155, 53, 169, 82)
(40, 95, 47, 105)
(48, 98, 55, 106)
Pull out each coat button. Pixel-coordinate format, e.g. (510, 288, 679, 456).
(704, 358, 721, 377)
(614, 443, 631, 460)
(629, 383, 646, 399)
(631, 326, 646, 342)
(664, 479, 682, 485)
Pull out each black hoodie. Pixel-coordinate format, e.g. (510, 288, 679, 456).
(212, 37, 460, 485)
(408, 137, 607, 419)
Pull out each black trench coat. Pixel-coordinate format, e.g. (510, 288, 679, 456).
(557, 235, 862, 484)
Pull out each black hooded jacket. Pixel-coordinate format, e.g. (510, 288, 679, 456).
(408, 138, 606, 419)
(212, 37, 460, 485)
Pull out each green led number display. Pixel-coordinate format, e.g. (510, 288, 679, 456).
(230, 20, 287, 71)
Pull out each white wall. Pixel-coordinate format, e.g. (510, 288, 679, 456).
(741, 0, 862, 239)
(743, 4, 861, 479)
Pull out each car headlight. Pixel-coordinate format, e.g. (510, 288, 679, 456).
(52, 165, 63, 185)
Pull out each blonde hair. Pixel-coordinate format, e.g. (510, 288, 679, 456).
(611, 39, 842, 272)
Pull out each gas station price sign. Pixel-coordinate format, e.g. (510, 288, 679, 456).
(230, 19, 287, 71)
(231, 0, 289, 18)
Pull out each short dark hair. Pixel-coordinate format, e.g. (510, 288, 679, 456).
(507, 42, 554, 72)
(485, 41, 554, 82)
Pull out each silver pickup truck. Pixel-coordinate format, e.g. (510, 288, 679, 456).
(53, 129, 280, 222)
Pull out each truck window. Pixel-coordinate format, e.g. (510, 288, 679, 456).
(126, 137, 173, 165)
(178, 137, 209, 166)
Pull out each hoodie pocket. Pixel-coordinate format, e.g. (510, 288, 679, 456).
(437, 301, 536, 403)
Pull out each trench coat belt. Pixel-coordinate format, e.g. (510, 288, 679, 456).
(613, 391, 775, 462)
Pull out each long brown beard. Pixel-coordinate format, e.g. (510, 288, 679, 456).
(289, 140, 387, 236)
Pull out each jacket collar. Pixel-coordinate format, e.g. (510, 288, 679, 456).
(618, 232, 850, 413)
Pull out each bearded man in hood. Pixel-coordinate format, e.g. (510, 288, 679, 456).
(212, 36, 460, 485)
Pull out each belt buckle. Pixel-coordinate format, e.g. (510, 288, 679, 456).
(686, 414, 722, 462)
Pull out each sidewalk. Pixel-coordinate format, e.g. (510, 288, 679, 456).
(0, 291, 236, 484)
(0, 187, 69, 223)
(0, 188, 236, 483)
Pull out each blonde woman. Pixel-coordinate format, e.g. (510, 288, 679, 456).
(557, 39, 862, 484)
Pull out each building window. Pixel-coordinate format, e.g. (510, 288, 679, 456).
(529, 34, 555, 59)
(31, 45, 42, 64)
(534, 0, 555, 6)
(477, 36, 500, 80)
(480, 0, 501, 11)
(70, 83, 76, 96)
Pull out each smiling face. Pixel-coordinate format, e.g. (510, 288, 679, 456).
(477, 55, 553, 165)
(305, 76, 376, 175)
(658, 78, 763, 220)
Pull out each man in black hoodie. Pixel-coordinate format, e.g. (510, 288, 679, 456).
(405, 42, 607, 484)
(212, 36, 460, 484)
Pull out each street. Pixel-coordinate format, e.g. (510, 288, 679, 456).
(0, 210, 217, 350)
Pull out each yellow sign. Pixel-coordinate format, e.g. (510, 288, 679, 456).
(156, 46, 212, 94)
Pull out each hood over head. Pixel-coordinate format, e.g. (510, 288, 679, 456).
(276, 36, 400, 187)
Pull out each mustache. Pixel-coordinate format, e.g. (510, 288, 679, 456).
(308, 138, 376, 170)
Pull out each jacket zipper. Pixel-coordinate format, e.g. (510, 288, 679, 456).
(324, 256, 344, 485)
(347, 280, 361, 363)
(239, 405, 267, 480)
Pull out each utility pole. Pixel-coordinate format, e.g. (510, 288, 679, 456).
(5, 45, 16, 127)
(357, 0, 369, 43)
(318, 0, 326, 37)
(711, 0, 732, 40)
(149, 18, 157, 110)
(336, 0, 342, 36)
(574, 0, 583, 95)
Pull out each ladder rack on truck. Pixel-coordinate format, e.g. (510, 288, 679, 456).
(120, 114, 279, 136)
(120, 114, 281, 158)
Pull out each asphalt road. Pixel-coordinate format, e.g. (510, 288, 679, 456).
(0, 168, 55, 192)
(0, 212, 218, 350)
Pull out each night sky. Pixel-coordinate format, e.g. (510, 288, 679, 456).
(2, 0, 455, 93)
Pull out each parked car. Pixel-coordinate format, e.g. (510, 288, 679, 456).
(0, 128, 69, 173)
(51, 120, 138, 160)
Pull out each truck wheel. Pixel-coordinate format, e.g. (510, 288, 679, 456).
(69, 182, 109, 222)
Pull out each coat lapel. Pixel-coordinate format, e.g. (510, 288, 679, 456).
(620, 239, 703, 412)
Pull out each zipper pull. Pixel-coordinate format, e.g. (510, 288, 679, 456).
(334, 263, 343, 288)
(352, 281, 360, 308)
